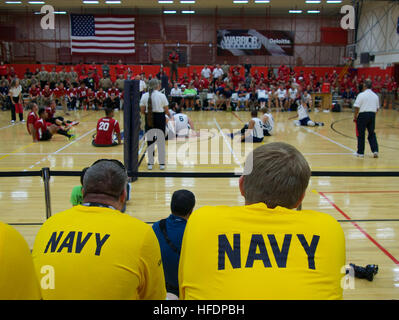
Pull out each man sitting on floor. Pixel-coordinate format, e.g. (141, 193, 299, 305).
(92, 108, 121, 147)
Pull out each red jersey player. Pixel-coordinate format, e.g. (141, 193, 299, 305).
(27, 102, 39, 142)
(92, 108, 121, 147)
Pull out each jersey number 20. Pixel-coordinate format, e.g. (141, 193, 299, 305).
(99, 122, 110, 131)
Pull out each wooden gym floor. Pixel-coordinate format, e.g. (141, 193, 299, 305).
(0, 106, 398, 300)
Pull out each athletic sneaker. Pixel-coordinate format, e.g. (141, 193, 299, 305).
(148, 164, 153, 170)
(323, 110, 330, 113)
(11, 120, 15, 124)
(373, 152, 379, 158)
(21, 119, 25, 122)
(68, 135, 76, 141)
(354, 153, 364, 158)
(160, 164, 165, 170)
(68, 121, 80, 127)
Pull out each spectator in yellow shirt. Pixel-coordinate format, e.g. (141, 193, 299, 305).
(179, 142, 346, 300)
(32, 159, 166, 300)
(0, 222, 41, 300)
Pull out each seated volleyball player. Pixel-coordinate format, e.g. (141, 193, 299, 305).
(34, 108, 74, 142)
(169, 108, 196, 138)
(0, 222, 41, 299)
(178, 142, 346, 300)
(46, 100, 79, 128)
(32, 159, 166, 300)
(27, 102, 39, 142)
(152, 189, 196, 298)
(293, 98, 324, 127)
(92, 108, 121, 147)
(230, 110, 264, 143)
(260, 107, 274, 136)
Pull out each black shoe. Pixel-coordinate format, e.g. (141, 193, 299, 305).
(346, 263, 378, 281)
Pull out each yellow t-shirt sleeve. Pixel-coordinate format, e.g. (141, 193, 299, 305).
(138, 227, 166, 300)
(0, 223, 42, 300)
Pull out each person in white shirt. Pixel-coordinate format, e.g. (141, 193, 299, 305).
(288, 85, 298, 110)
(201, 65, 211, 79)
(256, 83, 270, 110)
(276, 84, 288, 111)
(353, 79, 379, 158)
(140, 78, 169, 170)
(170, 108, 196, 138)
(293, 99, 324, 127)
(301, 90, 314, 112)
(212, 65, 224, 80)
(230, 110, 264, 143)
(260, 107, 274, 136)
(8, 78, 23, 123)
(170, 82, 182, 106)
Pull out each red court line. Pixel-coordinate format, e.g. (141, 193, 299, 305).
(318, 191, 399, 266)
(232, 112, 244, 123)
(323, 191, 399, 194)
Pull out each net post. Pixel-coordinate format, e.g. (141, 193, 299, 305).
(41, 167, 52, 219)
(123, 79, 141, 182)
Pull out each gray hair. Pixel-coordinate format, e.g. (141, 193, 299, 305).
(148, 78, 160, 90)
(83, 160, 128, 199)
(243, 142, 311, 209)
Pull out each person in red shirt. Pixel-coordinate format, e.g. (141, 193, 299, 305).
(168, 49, 179, 82)
(27, 102, 39, 142)
(29, 84, 41, 104)
(45, 100, 79, 128)
(34, 108, 74, 142)
(77, 82, 88, 110)
(92, 108, 121, 147)
(53, 83, 69, 115)
(106, 84, 121, 110)
(67, 86, 78, 110)
(0, 61, 8, 78)
(95, 87, 107, 110)
(86, 88, 96, 110)
(115, 59, 125, 78)
(40, 84, 53, 107)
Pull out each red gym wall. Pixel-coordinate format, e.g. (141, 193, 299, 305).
(0, 11, 352, 67)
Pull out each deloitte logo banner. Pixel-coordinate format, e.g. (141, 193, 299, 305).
(217, 29, 294, 56)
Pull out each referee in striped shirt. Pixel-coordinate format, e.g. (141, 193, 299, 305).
(353, 79, 379, 158)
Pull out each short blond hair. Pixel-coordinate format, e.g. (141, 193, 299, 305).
(243, 142, 311, 209)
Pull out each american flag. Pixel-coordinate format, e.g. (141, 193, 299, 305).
(70, 14, 135, 54)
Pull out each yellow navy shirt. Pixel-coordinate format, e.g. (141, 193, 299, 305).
(179, 203, 345, 300)
(0, 222, 42, 300)
(32, 205, 166, 300)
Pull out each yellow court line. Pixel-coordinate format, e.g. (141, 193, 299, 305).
(0, 143, 35, 162)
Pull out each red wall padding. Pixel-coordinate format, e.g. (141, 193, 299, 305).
(7, 64, 394, 82)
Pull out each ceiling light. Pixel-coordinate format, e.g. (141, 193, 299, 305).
(105, 0, 121, 3)
(83, 1, 99, 3)
(254, 0, 270, 3)
(159, 0, 174, 3)
(29, 1, 46, 4)
(163, 10, 177, 13)
(180, 0, 195, 3)
(233, 1, 249, 3)
(5, 1, 22, 3)
(307, 10, 320, 13)
(305, 0, 320, 3)
(326, 0, 342, 3)
(182, 10, 195, 13)
(289, 10, 302, 13)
